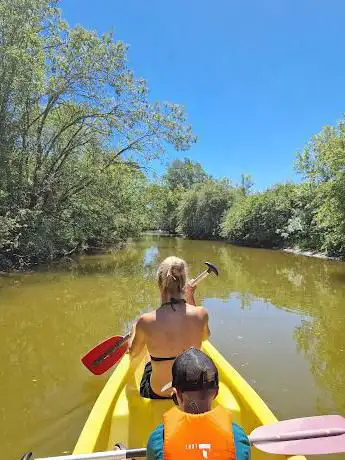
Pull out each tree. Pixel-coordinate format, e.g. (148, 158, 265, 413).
(240, 174, 254, 196)
(163, 158, 208, 190)
(145, 183, 184, 233)
(177, 179, 237, 239)
(221, 183, 296, 248)
(280, 183, 323, 250)
(0, 0, 196, 268)
(296, 119, 345, 255)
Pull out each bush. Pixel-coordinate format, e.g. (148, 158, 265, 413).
(221, 184, 296, 247)
(177, 180, 237, 239)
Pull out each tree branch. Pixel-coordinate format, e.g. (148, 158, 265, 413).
(57, 132, 153, 205)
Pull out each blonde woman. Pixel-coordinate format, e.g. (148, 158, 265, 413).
(129, 256, 210, 399)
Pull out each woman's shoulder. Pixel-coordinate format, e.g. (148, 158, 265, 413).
(136, 311, 156, 330)
(186, 304, 209, 319)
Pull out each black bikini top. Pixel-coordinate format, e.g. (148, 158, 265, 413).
(150, 355, 176, 362)
(160, 298, 186, 311)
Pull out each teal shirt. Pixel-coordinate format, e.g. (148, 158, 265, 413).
(147, 422, 251, 460)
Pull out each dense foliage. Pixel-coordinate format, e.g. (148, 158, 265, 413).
(149, 118, 345, 259)
(0, 0, 195, 269)
(164, 158, 209, 189)
(220, 184, 295, 248)
(177, 180, 238, 239)
(221, 119, 345, 257)
(145, 158, 211, 234)
(2, 1, 345, 270)
(296, 121, 345, 255)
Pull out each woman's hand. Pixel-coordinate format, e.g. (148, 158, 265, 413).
(185, 281, 197, 306)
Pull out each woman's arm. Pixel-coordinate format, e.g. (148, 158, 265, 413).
(185, 281, 197, 306)
(202, 309, 210, 340)
(128, 316, 147, 360)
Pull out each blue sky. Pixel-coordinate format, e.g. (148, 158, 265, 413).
(60, 0, 345, 190)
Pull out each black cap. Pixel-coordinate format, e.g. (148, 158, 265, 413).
(161, 348, 219, 392)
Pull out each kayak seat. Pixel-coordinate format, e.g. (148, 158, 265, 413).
(107, 380, 173, 450)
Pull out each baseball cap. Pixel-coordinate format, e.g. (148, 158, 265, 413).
(161, 348, 219, 392)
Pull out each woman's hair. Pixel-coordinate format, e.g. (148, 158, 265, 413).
(157, 256, 188, 297)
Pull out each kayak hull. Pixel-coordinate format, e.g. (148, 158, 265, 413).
(74, 341, 305, 460)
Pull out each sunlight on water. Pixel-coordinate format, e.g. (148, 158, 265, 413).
(1, 235, 344, 459)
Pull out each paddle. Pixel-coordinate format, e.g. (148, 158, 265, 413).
(22, 414, 345, 459)
(21, 449, 146, 459)
(81, 261, 219, 375)
(81, 332, 132, 376)
(249, 414, 345, 455)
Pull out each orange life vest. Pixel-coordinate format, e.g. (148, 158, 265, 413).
(163, 405, 236, 459)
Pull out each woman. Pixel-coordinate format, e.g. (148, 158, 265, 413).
(128, 256, 210, 399)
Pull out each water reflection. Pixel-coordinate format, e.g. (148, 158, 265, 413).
(1, 235, 345, 459)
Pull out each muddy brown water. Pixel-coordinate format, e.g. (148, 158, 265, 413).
(1, 235, 344, 459)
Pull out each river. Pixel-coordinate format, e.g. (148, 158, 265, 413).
(1, 235, 344, 459)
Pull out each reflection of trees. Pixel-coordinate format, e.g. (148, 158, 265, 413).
(0, 236, 162, 458)
(294, 313, 345, 413)
(215, 244, 345, 415)
(2, 233, 345, 455)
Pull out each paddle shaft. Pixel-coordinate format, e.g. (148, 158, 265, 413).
(30, 448, 146, 459)
(249, 427, 345, 444)
(189, 268, 210, 287)
(189, 261, 218, 287)
(24, 426, 345, 459)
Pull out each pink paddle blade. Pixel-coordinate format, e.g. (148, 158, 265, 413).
(250, 415, 345, 455)
(81, 335, 129, 375)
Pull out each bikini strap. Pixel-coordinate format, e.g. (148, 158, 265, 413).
(160, 298, 186, 311)
(150, 355, 177, 362)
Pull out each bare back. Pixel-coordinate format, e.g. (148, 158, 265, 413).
(131, 302, 209, 397)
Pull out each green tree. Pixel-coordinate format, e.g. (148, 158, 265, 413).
(0, 0, 196, 268)
(280, 183, 323, 250)
(177, 179, 237, 239)
(239, 174, 254, 196)
(145, 183, 184, 233)
(0, 165, 148, 268)
(221, 183, 296, 247)
(163, 158, 208, 190)
(296, 120, 345, 255)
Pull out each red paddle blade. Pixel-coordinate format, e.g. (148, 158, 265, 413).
(250, 415, 345, 455)
(81, 335, 129, 375)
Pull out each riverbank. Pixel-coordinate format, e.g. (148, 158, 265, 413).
(282, 247, 341, 261)
(1, 233, 343, 275)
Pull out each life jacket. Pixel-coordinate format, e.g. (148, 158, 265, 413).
(163, 405, 236, 459)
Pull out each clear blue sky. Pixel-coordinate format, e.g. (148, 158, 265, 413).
(60, 0, 345, 190)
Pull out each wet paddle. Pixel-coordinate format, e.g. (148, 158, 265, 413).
(81, 261, 219, 375)
(81, 332, 131, 375)
(22, 414, 345, 459)
(249, 414, 345, 455)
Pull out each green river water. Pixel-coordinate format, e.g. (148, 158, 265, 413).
(1, 235, 345, 459)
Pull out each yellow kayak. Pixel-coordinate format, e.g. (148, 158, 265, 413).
(74, 341, 305, 460)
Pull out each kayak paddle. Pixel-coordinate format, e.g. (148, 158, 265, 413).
(81, 261, 219, 375)
(81, 332, 131, 375)
(22, 414, 345, 458)
(249, 414, 345, 455)
(189, 261, 218, 286)
(21, 449, 146, 459)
